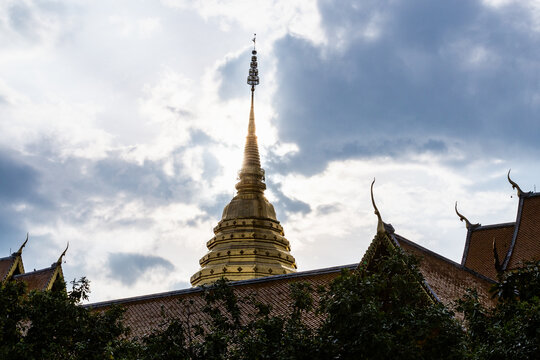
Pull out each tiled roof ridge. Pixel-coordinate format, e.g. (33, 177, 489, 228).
(461, 222, 515, 267)
(13, 263, 61, 291)
(13, 264, 56, 278)
(392, 233, 496, 284)
(86, 263, 358, 309)
(0, 254, 15, 261)
(518, 191, 540, 198)
(470, 222, 515, 231)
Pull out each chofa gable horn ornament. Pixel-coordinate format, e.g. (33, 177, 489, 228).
(56, 242, 69, 265)
(16, 232, 29, 254)
(371, 178, 385, 234)
(507, 169, 524, 197)
(455, 202, 479, 230)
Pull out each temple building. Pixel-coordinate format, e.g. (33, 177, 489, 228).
(0, 235, 68, 292)
(84, 46, 540, 338)
(3, 41, 539, 338)
(85, 168, 540, 338)
(190, 43, 296, 286)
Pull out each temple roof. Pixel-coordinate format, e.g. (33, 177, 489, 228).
(455, 172, 540, 279)
(394, 234, 495, 309)
(361, 180, 496, 309)
(1, 238, 67, 292)
(359, 227, 496, 310)
(505, 193, 540, 269)
(90, 264, 354, 339)
(89, 226, 499, 339)
(89, 182, 503, 337)
(0, 255, 19, 282)
(0, 235, 27, 282)
(461, 223, 515, 280)
(88, 178, 540, 338)
(13, 262, 64, 291)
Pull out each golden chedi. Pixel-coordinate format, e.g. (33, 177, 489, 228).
(190, 39, 297, 286)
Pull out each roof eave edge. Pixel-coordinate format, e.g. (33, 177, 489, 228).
(502, 196, 524, 270)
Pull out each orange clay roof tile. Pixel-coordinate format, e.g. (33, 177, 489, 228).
(13, 266, 57, 291)
(506, 194, 540, 269)
(87, 265, 355, 339)
(0, 256, 16, 281)
(394, 234, 496, 310)
(88, 231, 498, 340)
(462, 223, 514, 280)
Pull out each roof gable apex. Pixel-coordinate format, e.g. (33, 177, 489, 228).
(357, 226, 439, 304)
(0, 254, 25, 283)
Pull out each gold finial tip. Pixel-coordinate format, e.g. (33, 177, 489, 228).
(247, 36, 259, 89)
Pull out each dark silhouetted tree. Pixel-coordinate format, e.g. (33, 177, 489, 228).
(458, 260, 540, 360)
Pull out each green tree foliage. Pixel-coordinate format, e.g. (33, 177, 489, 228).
(458, 261, 540, 360)
(136, 279, 318, 360)
(0, 280, 26, 357)
(0, 277, 135, 360)
(140, 316, 193, 360)
(135, 247, 466, 359)
(229, 281, 318, 360)
(2, 251, 539, 359)
(317, 247, 466, 360)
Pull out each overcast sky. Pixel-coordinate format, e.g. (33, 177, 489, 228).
(1, 0, 540, 302)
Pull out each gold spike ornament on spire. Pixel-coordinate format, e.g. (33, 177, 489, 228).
(247, 33, 259, 91)
(191, 37, 297, 286)
(237, 33, 265, 194)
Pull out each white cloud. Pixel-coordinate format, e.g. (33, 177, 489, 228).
(1, 0, 539, 304)
(108, 16, 162, 39)
(0, 0, 67, 49)
(26, 196, 214, 301)
(277, 156, 517, 271)
(161, 0, 326, 45)
(0, 87, 112, 159)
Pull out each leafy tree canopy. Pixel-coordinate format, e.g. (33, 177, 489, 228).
(1, 247, 539, 359)
(135, 246, 466, 360)
(0, 277, 135, 360)
(458, 261, 540, 360)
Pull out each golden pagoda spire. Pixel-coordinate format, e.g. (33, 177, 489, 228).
(236, 35, 265, 194)
(191, 37, 297, 286)
(241, 90, 261, 171)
